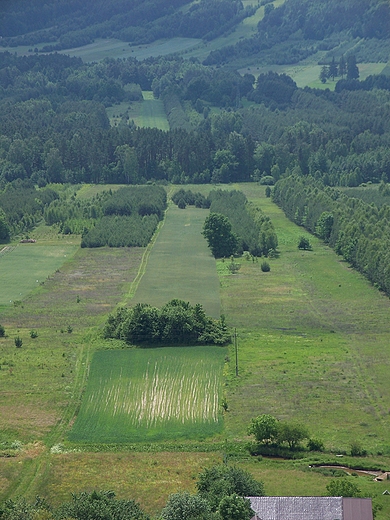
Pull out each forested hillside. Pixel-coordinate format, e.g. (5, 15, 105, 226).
(0, 0, 250, 51)
(205, 0, 390, 65)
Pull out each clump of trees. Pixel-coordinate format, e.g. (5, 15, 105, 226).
(248, 414, 312, 452)
(104, 299, 231, 346)
(204, 190, 278, 258)
(172, 189, 210, 209)
(79, 186, 166, 248)
(0, 491, 148, 520)
(161, 464, 264, 520)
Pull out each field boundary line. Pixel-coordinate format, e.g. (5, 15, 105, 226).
(123, 205, 171, 304)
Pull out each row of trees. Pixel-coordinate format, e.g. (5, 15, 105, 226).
(104, 299, 231, 345)
(204, 190, 278, 257)
(273, 175, 390, 297)
(319, 55, 359, 84)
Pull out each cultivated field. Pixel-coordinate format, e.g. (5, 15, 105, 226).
(69, 346, 226, 443)
(131, 204, 221, 318)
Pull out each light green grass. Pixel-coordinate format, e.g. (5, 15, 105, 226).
(68, 347, 226, 442)
(59, 38, 200, 62)
(106, 92, 169, 130)
(131, 204, 221, 318)
(240, 61, 388, 89)
(0, 240, 78, 306)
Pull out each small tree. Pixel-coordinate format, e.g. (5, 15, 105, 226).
(260, 261, 270, 272)
(326, 478, 361, 497)
(161, 492, 211, 520)
(319, 65, 329, 84)
(248, 414, 279, 445)
(202, 213, 238, 258)
(15, 336, 23, 348)
(218, 495, 253, 520)
(0, 324, 5, 337)
(298, 236, 312, 250)
(276, 421, 309, 449)
(265, 186, 271, 198)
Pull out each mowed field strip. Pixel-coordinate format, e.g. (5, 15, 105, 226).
(69, 347, 226, 442)
(131, 204, 221, 318)
(0, 241, 79, 306)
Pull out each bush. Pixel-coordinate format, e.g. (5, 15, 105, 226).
(308, 438, 324, 452)
(30, 330, 38, 338)
(0, 324, 5, 337)
(298, 236, 312, 250)
(350, 440, 367, 457)
(14, 336, 22, 348)
(260, 261, 270, 272)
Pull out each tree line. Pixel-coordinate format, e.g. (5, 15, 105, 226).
(273, 175, 390, 297)
(0, 464, 265, 520)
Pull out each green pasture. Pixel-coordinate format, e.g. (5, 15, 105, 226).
(106, 92, 169, 130)
(0, 240, 78, 306)
(131, 204, 221, 318)
(59, 38, 200, 63)
(240, 61, 388, 89)
(210, 183, 390, 454)
(69, 346, 226, 443)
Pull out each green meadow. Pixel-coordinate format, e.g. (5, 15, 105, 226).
(2, 184, 390, 519)
(69, 346, 226, 443)
(131, 204, 221, 318)
(107, 92, 169, 131)
(0, 240, 78, 306)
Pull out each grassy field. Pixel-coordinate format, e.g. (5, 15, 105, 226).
(3, 183, 390, 519)
(131, 204, 221, 318)
(240, 61, 388, 89)
(217, 184, 390, 456)
(0, 239, 78, 307)
(69, 346, 226, 443)
(106, 91, 169, 130)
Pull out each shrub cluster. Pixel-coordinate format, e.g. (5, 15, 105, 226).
(172, 189, 210, 209)
(104, 299, 230, 346)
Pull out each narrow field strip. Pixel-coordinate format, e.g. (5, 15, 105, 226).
(132, 204, 221, 318)
(68, 346, 226, 443)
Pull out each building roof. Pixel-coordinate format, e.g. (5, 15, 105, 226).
(248, 496, 373, 520)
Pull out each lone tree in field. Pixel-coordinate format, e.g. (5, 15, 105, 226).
(202, 213, 238, 258)
(0, 324, 5, 337)
(248, 414, 279, 445)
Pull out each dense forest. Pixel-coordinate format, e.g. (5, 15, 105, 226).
(0, 50, 390, 194)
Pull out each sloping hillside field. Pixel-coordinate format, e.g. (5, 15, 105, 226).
(69, 346, 226, 442)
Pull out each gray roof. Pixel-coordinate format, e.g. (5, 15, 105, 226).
(248, 497, 373, 520)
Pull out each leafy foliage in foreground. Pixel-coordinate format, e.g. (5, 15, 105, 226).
(104, 299, 230, 345)
(0, 490, 148, 520)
